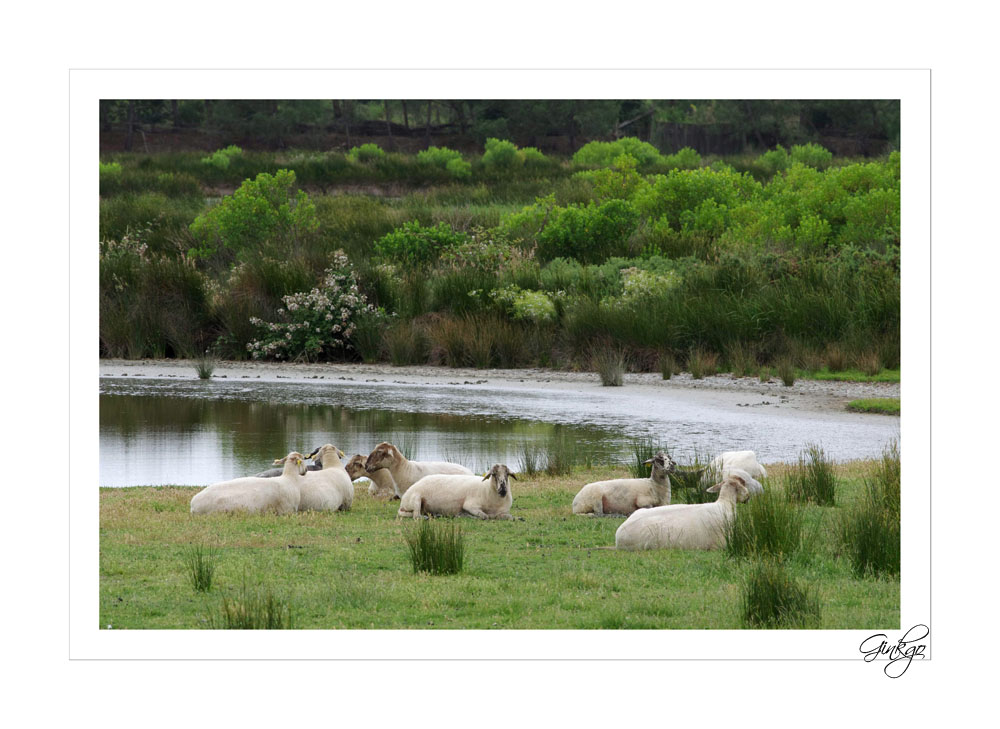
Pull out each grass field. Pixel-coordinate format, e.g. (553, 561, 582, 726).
(847, 397, 901, 415)
(100, 461, 899, 630)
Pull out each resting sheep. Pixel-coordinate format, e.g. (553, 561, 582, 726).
(365, 442, 473, 498)
(190, 451, 307, 515)
(297, 444, 354, 512)
(572, 452, 677, 517)
(345, 454, 398, 500)
(614, 473, 752, 551)
(254, 458, 322, 478)
(397, 464, 516, 520)
(710, 450, 767, 480)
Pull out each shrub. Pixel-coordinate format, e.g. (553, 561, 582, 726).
(445, 157, 472, 180)
(573, 137, 663, 168)
(99, 160, 123, 180)
(724, 490, 803, 560)
(200, 145, 243, 170)
(593, 346, 626, 386)
(185, 544, 216, 592)
(520, 146, 550, 170)
(195, 350, 216, 379)
(790, 143, 833, 170)
(537, 199, 640, 264)
(661, 146, 702, 170)
(246, 251, 385, 361)
(635, 166, 761, 230)
(189, 169, 318, 260)
(481, 138, 521, 170)
(491, 286, 557, 323)
(374, 220, 470, 268)
(785, 445, 837, 506)
(688, 347, 717, 379)
(417, 146, 471, 180)
(740, 559, 820, 628)
(405, 520, 465, 575)
(384, 321, 428, 365)
(347, 143, 386, 163)
(755, 145, 790, 177)
(210, 574, 293, 629)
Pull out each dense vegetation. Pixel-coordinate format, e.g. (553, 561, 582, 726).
(99, 134, 900, 377)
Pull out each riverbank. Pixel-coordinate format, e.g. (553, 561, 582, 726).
(99, 461, 898, 630)
(101, 358, 900, 417)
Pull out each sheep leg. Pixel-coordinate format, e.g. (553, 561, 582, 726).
(462, 506, 491, 519)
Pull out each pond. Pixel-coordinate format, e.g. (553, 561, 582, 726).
(99, 376, 900, 487)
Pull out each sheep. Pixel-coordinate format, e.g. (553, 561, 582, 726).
(345, 454, 398, 500)
(397, 464, 517, 520)
(710, 450, 767, 480)
(364, 442, 473, 498)
(254, 457, 322, 478)
(614, 473, 752, 551)
(190, 451, 307, 515)
(571, 452, 677, 517)
(296, 444, 354, 511)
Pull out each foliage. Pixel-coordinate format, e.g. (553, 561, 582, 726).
(417, 146, 471, 179)
(740, 558, 821, 628)
(725, 490, 804, 560)
(785, 445, 838, 506)
(200, 145, 243, 170)
(481, 138, 521, 170)
(347, 143, 386, 163)
(373, 220, 470, 268)
(185, 545, 216, 592)
(537, 198, 640, 263)
(592, 346, 626, 386)
(210, 573, 293, 629)
(188, 169, 318, 260)
(246, 251, 384, 361)
(847, 398, 900, 415)
(836, 442, 900, 577)
(790, 143, 833, 169)
(491, 286, 558, 323)
(405, 520, 465, 575)
(573, 137, 663, 168)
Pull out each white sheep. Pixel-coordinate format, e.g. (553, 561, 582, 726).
(710, 450, 767, 480)
(572, 452, 677, 517)
(365, 442, 473, 498)
(614, 473, 752, 551)
(397, 464, 517, 520)
(345, 454, 398, 500)
(297, 444, 354, 512)
(190, 451, 307, 515)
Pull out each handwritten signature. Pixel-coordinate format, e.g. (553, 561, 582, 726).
(859, 624, 929, 678)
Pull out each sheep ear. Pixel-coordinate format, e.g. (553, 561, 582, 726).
(705, 483, 721, 493)
(272, 457, 284, 465)
(482, 473, 491, 481)
(642, 458, 654, 465)
(337, 449, 345, 458)
(509, 472, 518, 480)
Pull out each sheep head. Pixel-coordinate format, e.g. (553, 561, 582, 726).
(273, 451, 308, 476)
(643, 452, 678, 476)
(482, 464, 515, 498)
(365, 442, 398, 473)
(312, 444, 345, 468)
(705, 474, 750, 503)
(345, 455, 368, 480)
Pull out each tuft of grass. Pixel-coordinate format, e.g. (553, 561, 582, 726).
(836, 442, 900, 578)
(847, 398, 900, 415)
(687, 347, 717, 379)
(543, 436, 578, 476)
(775, 356, 796, 386)
(627, 437, 667, 479)
(405, 519, 465, 575)
(185, 544, 216, 592)
(195, 351, 216, 380)
(824, 344, 847, 372)
(516, 442, 544, 477)
(658, 351, 675, 380)
(384, 321, 428, 365)
(593, 346, 626, 386)
(740, 558, 821, 629)
(804, 368, 900, 383)
(210, 574, 293, 629)
(726, 341, 759, 378)
(724, 490, 803, 560)
(758, 367, 771, 383)
(785, 445, 838, 506)
(855, 351, 882, 377)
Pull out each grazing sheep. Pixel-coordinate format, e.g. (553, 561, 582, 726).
(710, 450, 767, 480)
(572, 452, 677, 517)
(297, 444, 354, 512)
(191, 451, 307, 515)
(365, 442, 472, 498)
(345, 454, 398, 500)
(614, 473, 752, 551)
(397, 464, 517, 520)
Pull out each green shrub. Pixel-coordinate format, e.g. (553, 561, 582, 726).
(785, 445, 837, 506)
(481, 138, 521, 170)
(790, 143, 833, 170)
(755, 145, 790, 177)
(661, 146, 702, 170)
(189, 169, 318, 260)
(573, 137, 663, 168)
(200, 145, 243, 170)
(837, 441, 900, 577)
(537, 199, 640, 264)
(405, 520, 465, 575)
(374, 221, 470, 268)
(417, 146, 471, 179)
(635, 167, 761, 230)
(347, 143, 386, 163)
(740, 559, 820, 628)
(99, 160, 123, 180)
(445, 157, 472, 180)
(725, 490, 803, 560)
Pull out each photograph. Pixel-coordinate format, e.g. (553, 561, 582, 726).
(95, 93, 906, 634)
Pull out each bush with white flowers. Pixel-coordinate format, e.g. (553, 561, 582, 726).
(247, 252, 383, 361)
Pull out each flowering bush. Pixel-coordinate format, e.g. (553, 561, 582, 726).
(438, 227, 531, 272)
(490, 286, 558, 323)
(247, 252, 385, 361)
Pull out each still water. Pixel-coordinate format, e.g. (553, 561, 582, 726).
(99, 376, 899, 487)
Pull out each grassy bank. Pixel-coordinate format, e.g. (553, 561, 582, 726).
(847, 397, 901, 415)
(100, 460, 899, 629)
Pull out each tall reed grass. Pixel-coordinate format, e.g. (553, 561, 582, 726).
(785, 445, 838, 506)
(724, 490, 804, 560)
(405, 520, 465, 575)
(593, 347, 627, 386)
(740, 559, 821, 628)
(210, 574, 294, 629)
(836, 441, 900, 577)
(185, 544, 216, 592)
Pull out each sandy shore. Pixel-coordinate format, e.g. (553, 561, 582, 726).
(100, 358, 899, 416)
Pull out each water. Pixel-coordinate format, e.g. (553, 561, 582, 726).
(99, 376, 899, 487)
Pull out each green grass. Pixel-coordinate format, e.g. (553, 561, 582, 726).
(100, 462, 898, 629)
(405, 520, 465, 575)
(785, 445, 838, 506)
(724, 489, 804, 561)
(185, 544, 216, 592)
(740, 558, 821, 628)
(804, 368, 900, 383)
(847, 398, 900, 415)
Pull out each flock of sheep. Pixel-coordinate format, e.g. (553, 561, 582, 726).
(189, 441, 768, 551)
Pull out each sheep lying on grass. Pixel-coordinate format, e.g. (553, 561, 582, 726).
(365, 442, 472, 498)
(254, 458, 322, 478)
(191, 451, 307, 515)
(614, 473, 752, 551)
(298, 444, 354, 512)
(710, 450, 767, 480)
(345, 454, 398, 500)
(572, 452, 677, 516)
(397, 464, 517, 520)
